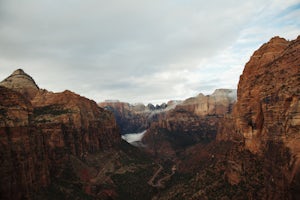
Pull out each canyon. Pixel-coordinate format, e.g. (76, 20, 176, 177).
(141, 88, 236, 158)
(150, 36, 300, 199)
(98, 100, 177, 134)
(0, 35, 299, 200)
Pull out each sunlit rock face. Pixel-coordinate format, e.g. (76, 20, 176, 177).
(0, 70, 121, 199)
(176, 89, 236, 116)
(217, 36, 300, 199)
(232, 36, 300, 154)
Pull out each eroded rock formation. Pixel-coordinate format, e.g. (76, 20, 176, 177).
(0, 69, 39, 100)
(0, 86, 50, 200)
(176, 89, 236, 116)
(98, 101, 177, 134)
(0, 70, 121, 199)
(217, 36, 300, 199)
(142, 89, 237, 158)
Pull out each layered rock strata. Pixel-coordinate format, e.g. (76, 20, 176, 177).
(142, 89, 236, 158)
(0, 70, 120, 199)
(98, 101, 178, 134)
(217, 36, 300, 199)
(0, 69, 39, 100)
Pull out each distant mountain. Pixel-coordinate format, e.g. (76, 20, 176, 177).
(98, 89, 236, 137)
(176, 88, 236, 116)
(141, 88, 237, 158)
(98, 100, 180, 134)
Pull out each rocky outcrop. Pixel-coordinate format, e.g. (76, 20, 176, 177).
(142, 110, 218, 158)
(0, 70, 121, 199)
(176, 89, 236, 116)
(0, 86, 50, 200)
(142, 89, 237, 158)
(217, 36, 300, 199)
(233, 36, 299, 154)
(31, 90, 120, 177)
(0, 69, 39, 100)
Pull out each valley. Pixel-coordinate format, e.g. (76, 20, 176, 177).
(0, 35, 299, 199)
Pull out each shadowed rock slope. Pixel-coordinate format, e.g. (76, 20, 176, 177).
(98, 101, 177, 134)
(142, 89, 236, 159)
(0, 70, 124, 199)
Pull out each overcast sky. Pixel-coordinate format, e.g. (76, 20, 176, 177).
(0, 0, 299, 104)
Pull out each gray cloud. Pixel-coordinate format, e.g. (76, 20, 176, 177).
(0, 0, 299, 103)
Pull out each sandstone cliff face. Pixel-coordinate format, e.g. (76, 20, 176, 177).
(233, 36, 300, 157)
(142, 89, 236, 158)
(176, 89, 236, 116)
(217, 36, 300, 199)
(31, 90, 120, 178)
(142, 110, 218, 158)
(0, 86, 50, 200)
(0, 69, 39, 100)
(233, 36, 299, 154)
(32, 90, 120, 148)
(0, 70, 121, 199)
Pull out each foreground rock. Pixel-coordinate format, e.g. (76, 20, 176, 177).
(218, 36, 300, 199)
(0, 70, 121, 199)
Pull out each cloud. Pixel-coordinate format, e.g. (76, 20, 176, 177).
(0, 0, 299, 104)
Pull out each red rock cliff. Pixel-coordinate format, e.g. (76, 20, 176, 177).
(217, 36, 300, 199)
(0, 86, 50, 200)
(177, 89, 236, 116)
(142, 89, 236, 158)
(231, 36, 300, 154)
(0, 70, 121, 199)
